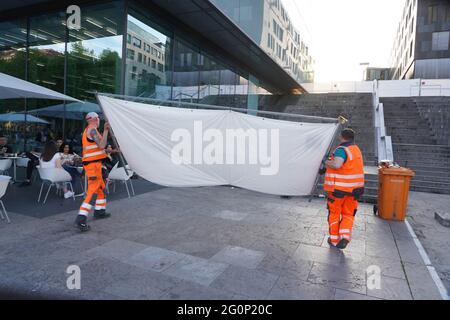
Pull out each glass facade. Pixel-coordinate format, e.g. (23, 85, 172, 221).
(0, 0, 272, 154)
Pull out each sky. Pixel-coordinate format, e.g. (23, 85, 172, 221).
(282, 0, 406, 82)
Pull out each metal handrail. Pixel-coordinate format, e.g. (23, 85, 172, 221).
(97, 92, 339, 123)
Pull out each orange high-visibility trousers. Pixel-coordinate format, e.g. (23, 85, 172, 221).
(327, 192, 358, 246)
(79, 161, 106, 216)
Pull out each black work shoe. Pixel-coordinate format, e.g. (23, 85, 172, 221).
(19, 181, 31, 187)
(75, 215, 90, 232)
(327, 237, 336, 247)
(94, 209, 111, 219)
(336, 239, 349, 250)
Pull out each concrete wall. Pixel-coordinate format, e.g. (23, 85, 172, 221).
(302, 79, 450, 97)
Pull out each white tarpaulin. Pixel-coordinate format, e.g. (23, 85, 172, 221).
(98, 95, 338, 196)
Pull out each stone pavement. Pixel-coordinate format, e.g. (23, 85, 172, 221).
(407, 191, 450, 296)
(0, 186, 444, 300)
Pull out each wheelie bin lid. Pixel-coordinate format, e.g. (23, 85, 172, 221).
(378, 166, 415, 177)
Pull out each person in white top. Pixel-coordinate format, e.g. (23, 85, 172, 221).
(39, 141, 74, 199)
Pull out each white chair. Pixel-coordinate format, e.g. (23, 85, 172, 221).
(37, 166, 75, 204)
(16, 157, 30, 168)
(0, 159, 12, 176)
(0, 175, 11, 223)
(107, 163, 135, 198)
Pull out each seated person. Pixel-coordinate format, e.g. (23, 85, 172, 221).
(19, 148, 41, 187)
(20, 138, 70, 187)
(0, 135, 13, 155)
(59, 143, 82, 183)
(39, 141, 74, 199)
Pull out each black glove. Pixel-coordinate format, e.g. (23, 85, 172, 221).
(318, 161, 326, 175)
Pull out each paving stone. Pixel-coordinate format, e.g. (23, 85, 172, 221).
(365, 239, 401, 261)
(103, 270, 180, 299)
(334, 288, 381, 300)
(307, 262, 367, 295)
(214, 210, 249, 221)
(259, 254, 314, 280)
(366, 275, 412, 300)
(403, 263, 443, 300)
(396, 239, 425, 265)
(242, 213, 280, 225)
(211, 266, 279, 299)
(165, 239, 224, 259)
(77, 257, 148, 291)
(56, 232, 113, 251)
(84, 239, 148, 262)
(389, 221, 412, 240)
(126, 246, 187, 272)
(163, 256, 228, 286)
(211, 246, 265, 269)
(292, 243, 343, 267)
(268, 276, 335, 300)
(161, 282, 233, 300)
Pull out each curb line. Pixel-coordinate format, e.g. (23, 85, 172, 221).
(405, 219, 450, 300)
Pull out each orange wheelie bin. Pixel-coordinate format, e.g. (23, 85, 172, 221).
(375, 164, 415, 221)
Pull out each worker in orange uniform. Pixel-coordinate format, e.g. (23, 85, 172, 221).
(323, 128, 365, 249)
(75, 112, 110, 232)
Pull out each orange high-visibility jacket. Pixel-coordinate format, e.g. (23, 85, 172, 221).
(82, 127, 107, 163)
(324, 144, 364, 194)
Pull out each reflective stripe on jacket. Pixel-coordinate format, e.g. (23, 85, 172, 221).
(82, 127, 107, 162)
(324, 144, 364, 193)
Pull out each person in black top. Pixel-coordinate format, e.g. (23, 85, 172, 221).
(0, 135, 13, 155)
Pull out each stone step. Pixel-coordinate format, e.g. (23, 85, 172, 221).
(396, 158, 449, 167)
(409, 184, 450, 195)
(396, 162, 450, 172)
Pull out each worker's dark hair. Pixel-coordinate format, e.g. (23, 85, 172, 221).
(341, 128, 355, 141)
(41, 141, 58, 162)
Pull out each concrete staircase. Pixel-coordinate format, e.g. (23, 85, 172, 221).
(201, 93, 378, 202)
(382, 97, 450, 195)
(276, 93, 378, 202)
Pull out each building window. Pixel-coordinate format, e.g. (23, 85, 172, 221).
(137, 52, 142, 63)
(132, 36, 141, 48)
(127, 48, 135, 60)
(432, 31, 450, 51)
(267, 33, 274, 50)
(427, 5, 439, 24)
(409, 40, 413, 58)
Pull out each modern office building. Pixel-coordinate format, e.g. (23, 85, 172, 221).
(0, 0, 314, 153)
(390, 0, 450, 80)
(363, 67, 390, 81)
(212, 0, 314, 83)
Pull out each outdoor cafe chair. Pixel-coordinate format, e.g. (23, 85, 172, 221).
(0, 159, 12, 176)
(37, 166, 75, 204)
(107, 163, 135, 198)
(0, 175, 11, 223)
